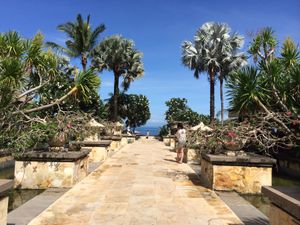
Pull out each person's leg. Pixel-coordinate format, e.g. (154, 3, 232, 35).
(178, 148, 184, 163)
(176, 148, 180, 162)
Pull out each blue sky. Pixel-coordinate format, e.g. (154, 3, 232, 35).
(1, 0, 299, 126)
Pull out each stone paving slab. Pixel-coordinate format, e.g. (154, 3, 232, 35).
(28, 139, 243, 225)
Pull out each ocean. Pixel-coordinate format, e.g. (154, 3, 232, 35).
(135, 126, 160, 136)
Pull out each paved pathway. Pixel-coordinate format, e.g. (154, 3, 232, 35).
(28, 139, 242, 225)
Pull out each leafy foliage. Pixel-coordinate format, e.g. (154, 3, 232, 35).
(107, 93, 150, 129)
(165, 98, 209, 126)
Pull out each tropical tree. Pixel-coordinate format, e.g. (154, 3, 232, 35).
(91, 35, 144, 121)
(0, 31, 101, 152)
(227, 31, 300, 133)
(46, 14, 105, 71)
(118, 93, 150, 131)
(182, 22, 246, 124)
(165, 98, 209, 126)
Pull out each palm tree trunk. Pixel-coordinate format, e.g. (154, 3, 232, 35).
(209, 68, 215, 124)
(21, 87, 77, 114)
(220, 74, 224, 125)
(81, 53, 87, 71)
(113, 72, 119, 122)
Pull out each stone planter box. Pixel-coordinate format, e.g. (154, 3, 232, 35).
(76, 140, 111, 163)
(201, 153, 276, 193)
(0, 179, 13, 225)
(14, 150, 90, 189)
(262, 186, 300, 225)
(163, 136, 172, 146)
(122, 135, 136, 144)
(101, 136, 122, 151)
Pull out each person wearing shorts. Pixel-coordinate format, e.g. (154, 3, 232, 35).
(175, 123, 186, 164)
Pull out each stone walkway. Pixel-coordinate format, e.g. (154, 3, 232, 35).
(28, 139, 242, 225)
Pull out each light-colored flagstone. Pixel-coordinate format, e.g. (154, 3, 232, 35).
(28, 139, 243, 225)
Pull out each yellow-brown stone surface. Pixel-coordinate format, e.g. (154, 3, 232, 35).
(88, 147, 108, 162)
(201, 159, 272, 193)
(28, 139, 242, 225)
(0, 197, 8, 225)
(269, 203, 300, 225)
(14, 157, 88, 189)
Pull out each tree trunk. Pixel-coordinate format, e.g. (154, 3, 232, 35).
(113, 72, 119, 122)
(209, 68, 215, 124)
(254, 96, 291, 133)
(20, 87, 78, 114)
(220, 73, 224, 125)
(81, 53, 87, 71)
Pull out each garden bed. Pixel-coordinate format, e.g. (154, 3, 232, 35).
(14, 150, 90, 189)
(201, 153, 276, 193)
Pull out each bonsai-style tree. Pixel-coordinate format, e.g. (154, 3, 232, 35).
(91, 35, 144, 121)
(181, 22, 246, 124)
(46, 14, 105, 71)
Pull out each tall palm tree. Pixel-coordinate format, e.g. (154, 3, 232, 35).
(91, 35, 144, 121)
(182, 22, 238, 124)
(46, 14, 105, 71)
(219, 49, 247, 124)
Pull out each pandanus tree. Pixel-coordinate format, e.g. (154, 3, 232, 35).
(227, 30, 300, 133)
(46, 14, 105, 71)
(181, 22, 246, 124)
(91, 35, 144, 121)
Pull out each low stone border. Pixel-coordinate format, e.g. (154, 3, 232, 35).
(262, 186, 300, 225)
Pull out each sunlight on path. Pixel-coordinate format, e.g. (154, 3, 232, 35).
(28, 139, 242, 225)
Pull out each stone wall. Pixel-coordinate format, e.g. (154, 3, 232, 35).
(0, 197, 8, 225)
(201, 158, 273, 193)
(88, 147, 108, 162)
(109, 140, 121, 151)
(14, 157, 88, 189)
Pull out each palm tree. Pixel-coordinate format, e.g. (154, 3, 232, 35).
(46, 14, 105, 71)
(219, 50, 247, 124)
(91, 35, 144, 121)
(182, 22, 240, 124)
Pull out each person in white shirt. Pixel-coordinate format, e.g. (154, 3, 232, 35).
(175, 123, 186, 164)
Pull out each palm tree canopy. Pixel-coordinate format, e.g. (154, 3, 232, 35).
(91, 35, 144, 90)
(181, 22, 245, 80)
(46, 14, 105, 58)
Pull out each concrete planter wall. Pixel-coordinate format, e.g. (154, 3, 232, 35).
(14, 150, 90, 189)
(0, 179, 13, 225)
(163, 136, 175, 146)
(77, 140, 112, 163)
(101, 136, 122, 151)
(262, 186, 300, 225)
(201, 153, 276, 194)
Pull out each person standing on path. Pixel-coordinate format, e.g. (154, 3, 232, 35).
(175, 123, 186, 164)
